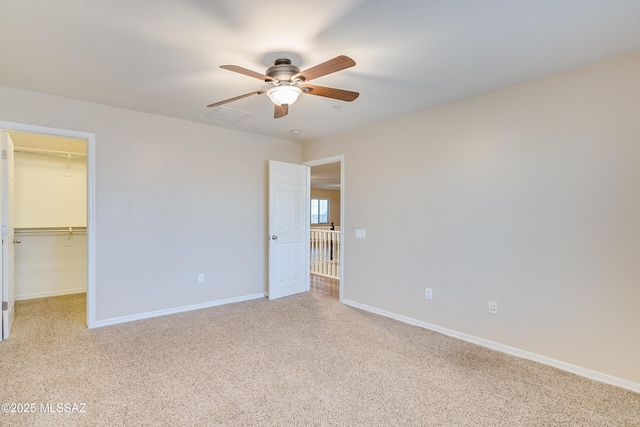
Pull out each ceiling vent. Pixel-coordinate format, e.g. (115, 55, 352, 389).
(207, 106, 251, 122)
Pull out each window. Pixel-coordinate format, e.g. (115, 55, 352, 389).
(311, 199, 330, 224)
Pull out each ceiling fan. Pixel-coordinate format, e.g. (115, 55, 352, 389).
(207, 55, 359, 118)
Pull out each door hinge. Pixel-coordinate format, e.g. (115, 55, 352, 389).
(2, 301, 7, 312)
(1, 150, 6, 160)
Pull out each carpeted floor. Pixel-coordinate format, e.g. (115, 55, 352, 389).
(1, 292, 638, 426)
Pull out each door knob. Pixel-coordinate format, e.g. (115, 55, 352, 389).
(271, 235, 278, 240)
(13, 239, 21, 244)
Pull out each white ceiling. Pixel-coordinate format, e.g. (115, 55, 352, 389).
(1, 1, 640, 142)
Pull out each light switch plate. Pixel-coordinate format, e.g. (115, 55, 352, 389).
(355, 229, 366, 239)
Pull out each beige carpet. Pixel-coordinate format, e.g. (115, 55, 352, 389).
(1, 293, 638, 426)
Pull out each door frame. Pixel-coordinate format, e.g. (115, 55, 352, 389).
(303, 155, 345, 301)
(0, 121, 96, 328)
(1, 131, 15, 340)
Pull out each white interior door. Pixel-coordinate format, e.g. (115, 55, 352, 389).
(268, 160, 309, 299)
(1, 131, 15, 340)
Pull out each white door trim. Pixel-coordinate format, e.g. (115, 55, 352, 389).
(0, 121, 96, 328)
(303, 155, 345, 301)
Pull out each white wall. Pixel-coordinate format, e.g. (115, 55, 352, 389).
(302, 52, 640, 385)
(310, 188, 340, 226)
(0, 86, 301, 322)
(14, 152, 86, 228)
(14, 232, 87, 300)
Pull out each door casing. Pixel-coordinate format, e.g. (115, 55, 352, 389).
(304, 155, 345, 301)
(0, 121, 96, 329)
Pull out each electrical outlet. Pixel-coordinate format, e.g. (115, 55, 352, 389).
(488, 300, 498, 314)
(425, 288, 433, 300)
(198, 274, 205, 284)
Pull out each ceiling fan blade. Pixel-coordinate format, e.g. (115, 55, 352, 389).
(300, 84, 359, 102)
(206, 89, 266, 108)
(220, 65, 275, 82)
(274, 104, 288, 119)
(292, 55, 356, 82)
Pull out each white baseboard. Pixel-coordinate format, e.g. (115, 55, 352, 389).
(15, 288, 87, 301)
(93, 293, 266, 328)
(341, 298, 640, 394)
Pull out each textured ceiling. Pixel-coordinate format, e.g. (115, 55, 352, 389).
(1, 0, 640, 142)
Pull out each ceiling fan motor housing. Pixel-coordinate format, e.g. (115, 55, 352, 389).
(266, 59, 301, 84)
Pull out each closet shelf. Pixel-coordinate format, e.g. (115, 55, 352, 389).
(15, 227, 87, 235)
(14, 147, 86, 159)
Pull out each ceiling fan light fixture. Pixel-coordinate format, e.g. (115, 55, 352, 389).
(210, 55, 358, 119)
(267, 85, 302, 106)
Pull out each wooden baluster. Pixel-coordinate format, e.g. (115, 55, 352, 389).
(330, 231, 334, 276)
(324, 231, 330, 276)
(321, 230, 327, 276)
(310, 230, 315, 274)
(315, 230, 320, 274)
(309, 229, 341, 280)
(311, 230, 317, 274)
(335, 232, 340, 277)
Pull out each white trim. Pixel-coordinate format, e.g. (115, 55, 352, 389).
(15, 288, 86, 301)
(303, 155, 345, 300)
(304, 155, 344, 167)
(342, 298, 640, 394)
(0, 120, 96, 328)
(305, 166, 311, 291)
(93, 293, 266, 328)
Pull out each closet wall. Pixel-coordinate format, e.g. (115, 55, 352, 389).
(12, 132, 87, 300)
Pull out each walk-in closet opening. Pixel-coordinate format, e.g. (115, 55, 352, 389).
(11, 131, 87, 321)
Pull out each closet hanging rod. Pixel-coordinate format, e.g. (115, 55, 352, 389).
(14, 147, 86, 159)
(15, 227, 87, 234)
